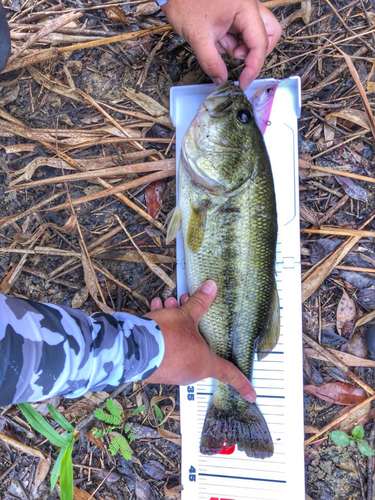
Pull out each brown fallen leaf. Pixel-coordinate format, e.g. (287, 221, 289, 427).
(326, 108, 370, 131)
(73, 486, 93, 500)
(85, 429, 104, 452)
(63, 391, 110, 422)
(33, 455, 51, 490)
(164, 483, 183, 499)
(145, 180, 165, 220)
(304, 347, 375, 367)
(301, 0, 312, 23)
(304, 382, 367, 405)
(340, 50, 375, 140)
(71, 286, 89, 308)
(336, 289, 356, 336)
(340, 402, 372, 432)
(323, 115, 336, 148)
(157, 427, 181, 445)
(150, 395, 175, 427)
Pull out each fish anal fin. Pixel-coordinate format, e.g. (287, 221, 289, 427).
(166, 206, 181, 244)
(187, 202, 207, 253)
(257, 278, 280, 361)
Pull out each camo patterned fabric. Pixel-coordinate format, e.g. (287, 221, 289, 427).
(0, 294, 165, 406)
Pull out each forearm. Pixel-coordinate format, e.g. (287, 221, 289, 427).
(0, 294, 164, 406)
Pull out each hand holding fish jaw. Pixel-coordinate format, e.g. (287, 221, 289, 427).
(161, 0, 281, 90)
(144, 280, 257, 403)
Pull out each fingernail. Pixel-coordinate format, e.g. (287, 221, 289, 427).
(219, 39, 228, 51)
(200, 280, 216, 295)
(244, 391, 256, 403)
(213, 78, 223, 86)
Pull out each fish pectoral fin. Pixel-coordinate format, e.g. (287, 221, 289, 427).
(256, 278, 280, 361)
(166, 206, 181, 244)
(187, 202, 207, 253)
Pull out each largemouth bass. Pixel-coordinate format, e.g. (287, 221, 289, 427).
(168, 81, 280, 459)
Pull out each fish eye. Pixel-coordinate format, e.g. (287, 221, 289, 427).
(266, 87, 273, 94)
(237, 109, 252, 124)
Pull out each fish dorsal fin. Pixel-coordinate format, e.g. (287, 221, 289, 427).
(187, 202, 207, 253)
(256, 277, 280, 360)
(166, 206, 181, 244)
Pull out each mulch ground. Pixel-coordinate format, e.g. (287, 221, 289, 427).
(1, 0, 375, 498)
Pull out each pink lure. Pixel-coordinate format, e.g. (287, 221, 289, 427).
(250, 82, 278, 134)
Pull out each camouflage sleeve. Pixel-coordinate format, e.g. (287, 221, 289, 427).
(0, 294, 165, 406)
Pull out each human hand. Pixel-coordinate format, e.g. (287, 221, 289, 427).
(162, 0, 281, 90)
(144, 280, 256, 403)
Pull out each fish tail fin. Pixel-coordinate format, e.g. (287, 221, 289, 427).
(200, 389, 273, 459)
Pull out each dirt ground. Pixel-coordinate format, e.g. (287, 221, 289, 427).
(1, 0, 375, 498)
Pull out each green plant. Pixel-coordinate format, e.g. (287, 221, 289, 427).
(18, 402, 75, 500)
(92, 398, 143, 460)
(330, 425, 375, 456)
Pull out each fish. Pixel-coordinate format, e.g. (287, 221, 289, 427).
(167, 81, 280, 459)
(250, 82, 278, 134)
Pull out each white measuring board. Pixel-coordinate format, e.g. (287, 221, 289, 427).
(169, 77, 304, 500)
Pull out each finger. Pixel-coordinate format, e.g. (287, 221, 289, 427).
(181, 280, 217, 322)
(233, 42, 249, 60)
(164, 297, 179, 308)
(211, 356, 256, 403)
(188, 34, 228, 86)
(258, 3, 282, 54)
(179, 293, 190, 306)
(150, 297, 163, 310)
(233, 3, 269, 90)
(217, 34, 239, 58)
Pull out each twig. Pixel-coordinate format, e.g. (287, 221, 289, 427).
(0, 432, 46, 459)
(3, 25, 171, 73)
(303, 334, 375, 395)
(301, 227, 375, 239)
(305, 393, 375, 446)
(9, 159, 175, 190)
(48, 168, 175, 214)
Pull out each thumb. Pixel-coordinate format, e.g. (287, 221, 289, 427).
(211, 356, 257, 403)
(181, 280, 217, 322)
(188, 34, 228, 85)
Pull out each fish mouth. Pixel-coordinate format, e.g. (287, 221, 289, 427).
(204, 81, 243, 117)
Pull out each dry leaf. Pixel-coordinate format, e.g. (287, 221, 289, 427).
(157, 427, 181, 445)
(367, 81, 375, 92)
(326, 108, 370, 131)
(115, 217, 175, 289)
(340, 51, 375, 140)
(336, 289, 356, 336)
(105, 6, 128, 23)
(73, 486, 93, 500)
(63, 391, 109, 422)
(301, 0, 312, 24)
(135, 1, 160, 16)
(334, 175, 368, 202)
(80, 242, 113, 314)
(323, 115, 336, 148)
(145, 180, 165, 220)
(122, 87, 172, 127)
(34, 455, 51, 489)
(340, 402, 371, 431)
(304, 382, 367, 405)
(304, 347, 375, 367)
(150, 395, 175, 427)
(71, 286, 89, 308)
(164, 483, 183, 499)
(85, 430, 104, 452)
